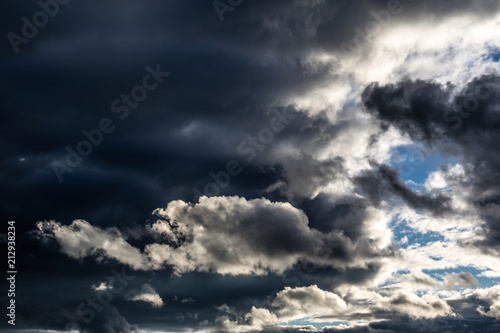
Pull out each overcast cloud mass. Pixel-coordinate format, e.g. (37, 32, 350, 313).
(2, 0, 500, 332)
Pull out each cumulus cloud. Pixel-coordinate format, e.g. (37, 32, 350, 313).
(150, 196, 329, 274)
(271, 285, 347, 322)
(378, 289, 454, 319)
(476, 286, 500, 319)
(35, 220, 148, 270)
(148, 195, 395, 275)
(236, 284, 454, 331)
(216, 306, 278, 333)
(35, 196, 395, 276)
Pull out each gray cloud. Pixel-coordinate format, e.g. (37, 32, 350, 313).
(354, 162, 452, 215)
(362, 73, 500, 252)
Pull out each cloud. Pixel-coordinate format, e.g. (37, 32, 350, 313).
(354, 163, 452, 215)
(35, 196, 395, 276)
(35, 220, 147, 270)
(125, 284, 164, 308)
(265, 154, 345, 200)
(235, 284, 455, 332)
(92, 282, 113, 291)
(443, 272, 479, 289)
(148, 195, 391, 275)
(378, 289, 454, 319)
(271, 285, 347, 322)
(8, 1, 500, 332)
(362, 73, 500, 254)
(476, 286, 500, 319)
(399, 271, 441, 289)
(216, 306, 278, 333)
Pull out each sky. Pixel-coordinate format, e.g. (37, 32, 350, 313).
(1, 0, 500, 332)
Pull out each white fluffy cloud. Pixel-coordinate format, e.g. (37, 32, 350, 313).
(475, 286, 500, 319)
(237, 284, 454, 331)
(147, 195, 393, 275)
(272, 285, 347, 322)
(35, 219, 147, 270)
(125, 284, 164, 308)
(36, 196, 393, 276)
(216, 306, 278, 333)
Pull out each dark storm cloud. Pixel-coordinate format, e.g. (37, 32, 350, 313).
(9, 261, 289, 332)
(361, 74, 500, 147)
(0, 0, 350, 233)
(354, 162, 452, 215)
(362, 79, 454, 143)
(280, 262, 384, 293)
(298, 194, 371, 238)
(362, 73, 500, 250)
(2, 0, 497, 230)
(2, 0, 500, 332)
(4, 260, 145, 333)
